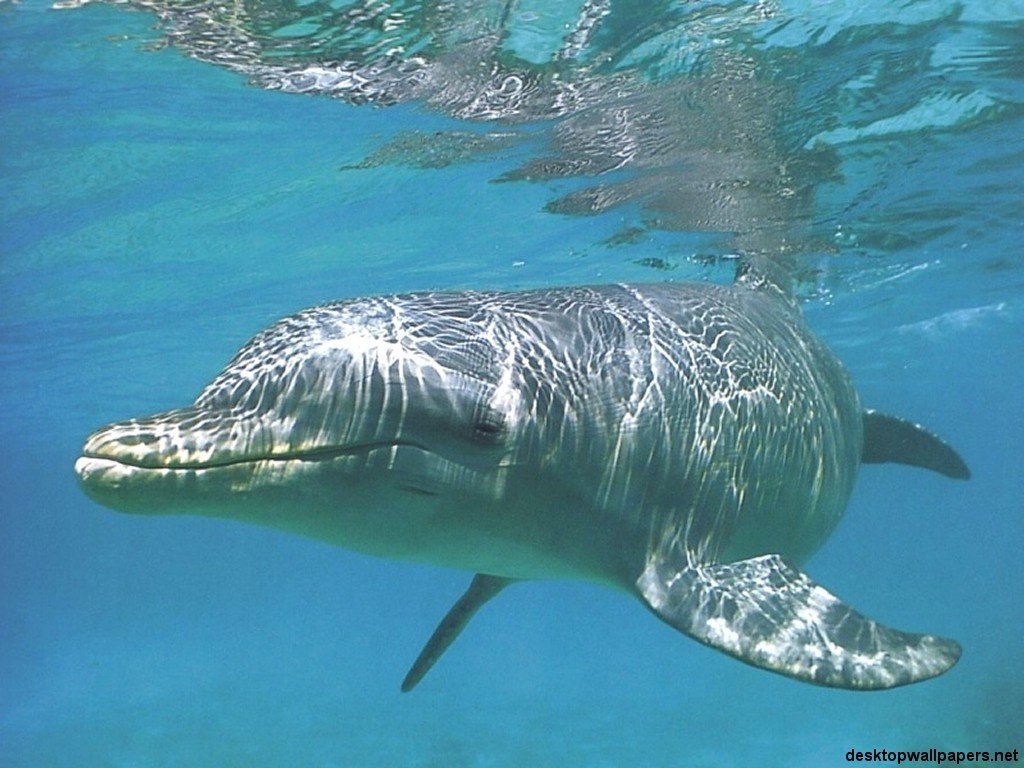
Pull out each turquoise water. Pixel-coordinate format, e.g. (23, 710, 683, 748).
(2, 0, 1023, 765)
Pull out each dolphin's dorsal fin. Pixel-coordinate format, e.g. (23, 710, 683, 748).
(636, 553, 960, 689)
(862, 410, 970, 479)
(735, 253, 795, 302)
(401, 573, 513, 692)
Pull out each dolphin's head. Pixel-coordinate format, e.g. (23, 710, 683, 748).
(74, 297, 527, 556)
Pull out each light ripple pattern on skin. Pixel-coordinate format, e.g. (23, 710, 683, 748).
(76, 274, 970, 691)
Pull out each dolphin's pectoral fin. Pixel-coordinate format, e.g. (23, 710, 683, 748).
(636, 554, 961, 690)
(401, 573, 514, 692)
(862, 410, 970, 479)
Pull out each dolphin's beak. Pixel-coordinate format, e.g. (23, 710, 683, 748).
(73, 405, 417, 515)
(78, 406, 276, 470)
(74, 406, 271, 514)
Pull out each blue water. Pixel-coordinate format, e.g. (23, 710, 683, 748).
(2, 0, 1023, 765)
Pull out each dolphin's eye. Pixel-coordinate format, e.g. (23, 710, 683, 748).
(473, 415, 506, 444)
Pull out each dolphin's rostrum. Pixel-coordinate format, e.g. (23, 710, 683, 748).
(76, 262, 969, 691)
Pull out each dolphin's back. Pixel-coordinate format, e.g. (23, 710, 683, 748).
(374, 282, 861, 568)
(489, 282, 860, 567)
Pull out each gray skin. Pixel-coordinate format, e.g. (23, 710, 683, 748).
(76, 275, 969, 691)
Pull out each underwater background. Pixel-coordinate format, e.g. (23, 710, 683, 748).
(1, 0, 1022, 765)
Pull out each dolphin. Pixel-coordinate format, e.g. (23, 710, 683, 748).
(75, 259, 969, 691)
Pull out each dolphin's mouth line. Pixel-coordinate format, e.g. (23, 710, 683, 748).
(79, 440, 427, 471)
